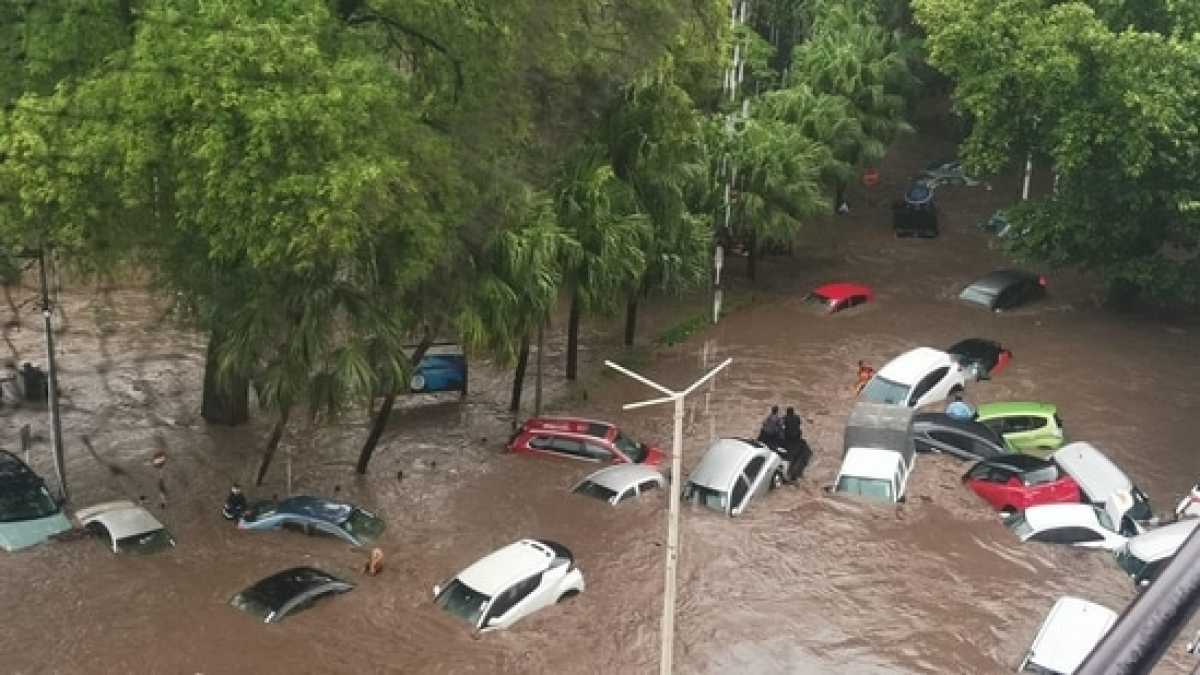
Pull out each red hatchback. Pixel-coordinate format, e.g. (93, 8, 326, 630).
(805, 282, 874, 314)
(963, 454, 1080, 514)
(507, 417, 665, 467)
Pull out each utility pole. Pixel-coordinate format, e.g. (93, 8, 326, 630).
(38, 248, 67, 501)
(604, 357, 733, 675)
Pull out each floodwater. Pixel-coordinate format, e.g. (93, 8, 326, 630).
(4, 104, 1200, 674)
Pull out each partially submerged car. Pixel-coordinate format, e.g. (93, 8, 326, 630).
(946, 338, 1013, 381)
(976, 402, 1065, 458)
(1052, 442, 1153, 532)
(919, 159, 984, 188)
(959, 270, 1047, 312)
(1019, 596, 1118, 674)
(238, 496, 384, 548)
(912, 412, 1011, 461)
(683, 438, 782, 517)
(834, 403, 916, 504)
(859, 347, 967, 408)
(434, 539, 584, 632)
(230, 567, 354, 624)
(1006, 503, 1129, 550)
(507, 417, 665, 467)
(572, 464, 666, 506)
(0, 450, 71, 552)
(1115, 518, 1200, 588)
(75, 500, 175, 554)
(804, 282, 874, 314)
(963, 455, 1080, 515)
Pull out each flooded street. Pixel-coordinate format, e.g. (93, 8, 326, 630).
(4, 107, 1200, 674)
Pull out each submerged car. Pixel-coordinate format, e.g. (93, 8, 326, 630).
(804, 282, 874, 314)
(963, 455, 1080, 515)
(1019, 596, 1118, 674)
(0, 450, 71, 552)
(76, 500, 175, 554)
(230, 567, 354, 624)
(919, 159, 984, 188)
(946, 338, 1013, 381)
(1006, 503, 1129, 550)
(859, 347, 967, 408)
(1052, 442, 1153, 532)
(1115, 519, 1200, 588)
(976, 402, 1065, 458)
(572, 465, 666, 506)
(682, 438, 782, 517)
(507, 417, 665, 467)
(434, 539, 584, 632)
(959, 270, 1047, 312)
(238, 496, 384, 548)
(912, 412, 1011, 461)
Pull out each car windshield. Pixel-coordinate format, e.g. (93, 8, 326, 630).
(860, 376, 911, 405)
(1007, 516, 1034, 539)
(683, 483, 728, 513)
(1095, 508, 1115, 532)
(435, 578, 491, 627)
(116, 528, 175, 554)
(1115, 546, 1148, 580)
(230, 590, 275, 621)
(613, 433, 647, 463)
(805, 292, 832, 306)
(0, 483, 59, 523)
(959, 286, 997, 307)
(573, 480, 618, 502)
(1127, 488, 1153, 522)
(835, 476, 893, 502)
(342, 508, 385, 544)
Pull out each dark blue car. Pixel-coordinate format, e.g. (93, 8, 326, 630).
(238, 496, 385, 548)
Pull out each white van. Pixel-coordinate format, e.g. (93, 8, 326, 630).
(834, 403, 916, 504)
(1018, 596, 1118, 674)
(1114, 518, 1200, 588)
(1052, 442, 1152, 533)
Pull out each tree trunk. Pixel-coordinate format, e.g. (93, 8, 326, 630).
(255, 408, 290, 486)
(747, 230, 758, 282)
(535, 322, 547, 415)
(201, 329, 249, 426)
(355, 334, 435, 474)
(509, 333, 530, 413)
(624, 297, 638, 347)
(565, 290, 581, 380)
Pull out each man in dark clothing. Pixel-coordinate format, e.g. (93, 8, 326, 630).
(757, 405, 784, 449)
(781, 407, 811, 481)
(222, 484, 248, 521)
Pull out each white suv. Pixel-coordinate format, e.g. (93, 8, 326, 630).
(860, 347, 967, 408)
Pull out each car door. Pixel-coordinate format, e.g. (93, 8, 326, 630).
(742, 455, 770, 501)
(483, 572, 544, 629)
(909, 367, 951, 407)
(929, 429, 977, 460)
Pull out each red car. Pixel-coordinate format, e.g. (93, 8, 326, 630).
(507, 417, 665, 467)
(963, 454, 1080, 514)
(805, 282, 874, 314)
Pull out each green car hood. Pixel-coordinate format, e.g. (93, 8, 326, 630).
(0, 512, 72, 552)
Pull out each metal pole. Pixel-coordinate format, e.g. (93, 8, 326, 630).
(38, 248, 67, 501)
(1021, 153, 1033, 201)
(534, 321, 545, 415)
(659, 394, 685, 675)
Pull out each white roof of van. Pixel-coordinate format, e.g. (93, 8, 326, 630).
(1026, 596, 1117, 674)
(1126, 518, 1200, 561)
(839, 447, 903, 481)
(876, 347, 953, 386)
(1052, 442, 1132, 502)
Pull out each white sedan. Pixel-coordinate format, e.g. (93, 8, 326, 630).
(434, 539, 584, 632)
(1006, 503, 1129, 551)
(859, 347, 967, 408)
(75, 500, 175, 554)
(572, 465, 666, 506)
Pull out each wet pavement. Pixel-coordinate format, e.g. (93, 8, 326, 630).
(3, 103, 1200, 674)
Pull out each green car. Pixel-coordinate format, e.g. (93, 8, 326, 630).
(975, 402, 1065, 458)
(0, 450, 72, 552)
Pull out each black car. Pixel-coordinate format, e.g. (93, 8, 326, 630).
(946, 338, 1013, 381)
(893, 183, 939, 238)
(230, 567, 354, 624)
(958, 270, 1047, 311)
(912, 413, 1011, 461)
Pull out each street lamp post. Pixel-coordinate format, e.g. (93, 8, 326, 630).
(604, 357, 733, 675)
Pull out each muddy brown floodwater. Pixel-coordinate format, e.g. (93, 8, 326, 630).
(4, 103, 1200, 674)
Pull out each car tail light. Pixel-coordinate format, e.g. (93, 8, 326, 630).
(1037, 275, 1047, 287)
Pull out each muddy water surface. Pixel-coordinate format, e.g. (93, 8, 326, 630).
(4, 112, 1200, 674)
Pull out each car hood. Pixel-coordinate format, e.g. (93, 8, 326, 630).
(0, 512, 73, 552)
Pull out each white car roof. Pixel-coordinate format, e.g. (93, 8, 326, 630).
(75, 499, 167, 541)
(876, 347, 953, 385)
(687, 438, 762, 490)
(1026, 596, 1118, 674)
(1052, 442, 1132, 503)
(457, 539, 557, 597)
(576, 464, 664, 492)
(1022, 503, 1104, 531)
(839, 447, 903, 481)
(1125, 518, 1200, 561)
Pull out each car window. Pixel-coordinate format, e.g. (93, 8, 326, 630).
(583, 443, 613, 461)
(1023, 416, 1048, 431)
(638, 480, 660, 495)
(980, 418, 1007, 435)
(1038, 527, 1103, 544)
(997, 287, 1018, 309)
(585, 423, 609, 438)
(988, 467, 1014, 483)
(488, 572, 543, 621)
(1022, 465, 1059, 485)
(910, 367, 950, 404)
(615, 488, 636, 503)
(967, 463, 991, 480)
(929, 430, 971, 453)
(730, 476, 750, 511)
(850, 294, 866, 307)
(528, 435, 554, 450)
(743, 456, 767, 483)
